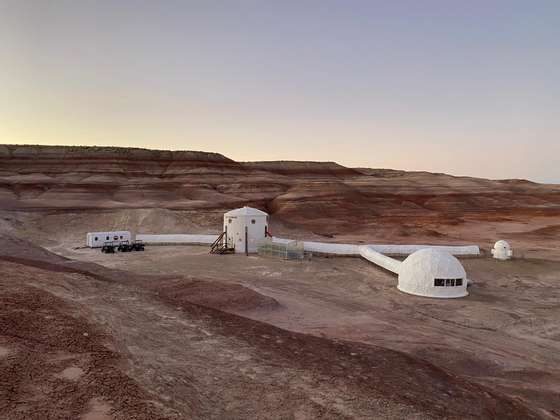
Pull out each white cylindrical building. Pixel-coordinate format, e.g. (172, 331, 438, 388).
(397, 249, 468, 298)
(491, 240, 513, 260)
(223, 206, 269, 254)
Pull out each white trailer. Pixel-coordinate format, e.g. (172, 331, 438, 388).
(86, 231, 132, 248)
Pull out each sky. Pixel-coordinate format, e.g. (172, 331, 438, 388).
(1, 0, 559, 183)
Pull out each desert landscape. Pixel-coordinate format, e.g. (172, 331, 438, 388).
(0, 145, 559, 419)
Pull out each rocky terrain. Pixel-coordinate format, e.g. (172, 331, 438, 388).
(0, 144, 559, 419)
(1, 144, 559, 245)
(0, 236, 545, 419)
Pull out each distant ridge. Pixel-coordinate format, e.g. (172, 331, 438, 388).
(0, 144, 235, 163)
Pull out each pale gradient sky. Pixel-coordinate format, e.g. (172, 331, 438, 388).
(1, 0, 559, 182)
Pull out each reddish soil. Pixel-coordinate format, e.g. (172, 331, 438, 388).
(157, 279, 279, 312)
(1, 145, 559, 419)
(0, 145, 558, 239)
(0, 254, 540, 419)
(156, 282, 538, 419)
(0, 279, 179, 420)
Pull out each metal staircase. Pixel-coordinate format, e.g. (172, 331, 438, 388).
(210, 232, 234, 254)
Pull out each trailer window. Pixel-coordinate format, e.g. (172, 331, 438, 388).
(251, 219, 255, 224)
(106, 236, 109, 240)
(94, 237, 98, 241)
(434, 279, 444, 287)
(455, 278, 463, 286)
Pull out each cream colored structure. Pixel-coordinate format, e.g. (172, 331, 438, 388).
(397, 249, 468, 298)
(86, 231, 131, 248)
(491, 240, 513, 260)
(223, 206, 269, 254)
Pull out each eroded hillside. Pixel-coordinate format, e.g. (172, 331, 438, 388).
(1, 145, 559, 240)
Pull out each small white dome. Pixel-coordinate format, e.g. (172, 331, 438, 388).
(224, 206, 268, 217)
(494, 240, 510, 249)
(491, 240, 512, 260)
(397, 249, 468, 298)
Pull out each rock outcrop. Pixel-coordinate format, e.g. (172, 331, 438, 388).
(0, 145, 559, 236)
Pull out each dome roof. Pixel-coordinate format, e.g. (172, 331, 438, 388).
(494, 240, 511, 249)
(397, 248, 468, 298)
(224, 206, 268, 217)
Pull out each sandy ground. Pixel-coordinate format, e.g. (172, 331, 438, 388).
(53, 241, 560, 419)
(1, 207, 559, 418)
(1, 146, 559, 418)
(1, 243, 537, 419)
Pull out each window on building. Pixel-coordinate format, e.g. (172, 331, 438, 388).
(435, 278, 464, 287)
(120, 236, 123, 239)
(106, 236, 110, 240)
(94, 237, 98, 241)
(251, 219, 255, 224)
(228, 218, 232, 224)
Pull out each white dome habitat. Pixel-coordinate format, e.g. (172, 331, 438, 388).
(397, 249, 468, 298)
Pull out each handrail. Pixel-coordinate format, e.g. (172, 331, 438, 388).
(210, 232, 226, 253)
